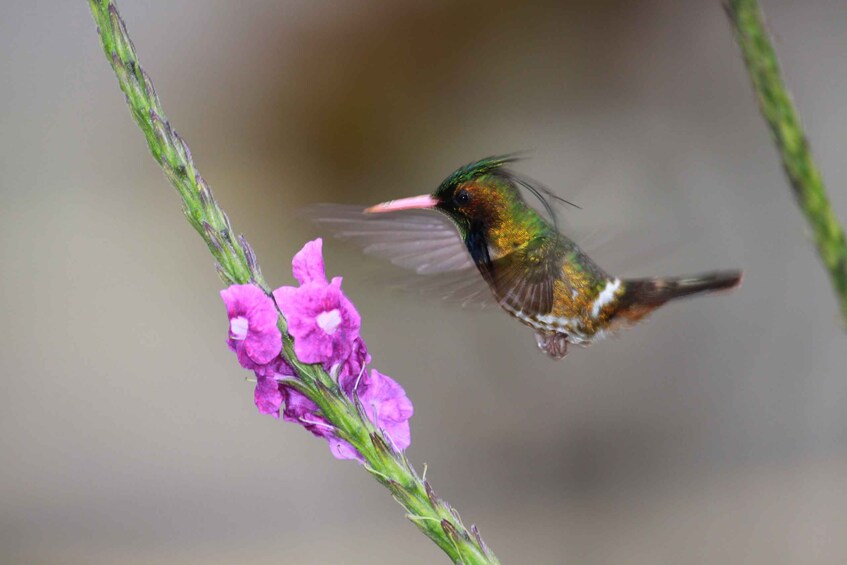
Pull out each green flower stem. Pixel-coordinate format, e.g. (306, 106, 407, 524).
(726, 0, 847, 325)
(87, 1, 499, 563)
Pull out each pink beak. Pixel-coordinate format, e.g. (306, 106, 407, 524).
(364, 194, 439, 214)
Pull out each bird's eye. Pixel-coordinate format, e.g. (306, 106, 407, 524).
(454, 189, 470, 206)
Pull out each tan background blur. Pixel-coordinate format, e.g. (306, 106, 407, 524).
(2, 1, 847, 563)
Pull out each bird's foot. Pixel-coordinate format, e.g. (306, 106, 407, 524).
(534, 331, 569, 359)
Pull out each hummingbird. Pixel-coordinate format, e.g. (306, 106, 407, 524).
(314, 156, 742, 359)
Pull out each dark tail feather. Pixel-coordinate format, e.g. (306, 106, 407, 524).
(616, 270, 742, 322)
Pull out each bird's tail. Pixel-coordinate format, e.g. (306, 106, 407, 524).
(615, 270, 742, 322)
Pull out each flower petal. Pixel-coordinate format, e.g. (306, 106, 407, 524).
(254, 374, 283, 418)
(348, 369, 413, 451)
(221, 284, 282, 369)
(292, 238, 327, 285)
(274, 281, 361, 365)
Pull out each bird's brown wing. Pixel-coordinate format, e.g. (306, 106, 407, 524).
(486, 236, 562, 317)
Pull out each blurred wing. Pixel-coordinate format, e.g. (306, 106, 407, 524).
(307, 204, 474, 274)
(486, 236, 561, 317)
(386, 267, 496, 309)
(308, 204, 495, 307)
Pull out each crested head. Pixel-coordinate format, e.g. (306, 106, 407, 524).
(364, 155, 560, 250)
(436, 155, 521, 191)
(432, 155, 530, 234)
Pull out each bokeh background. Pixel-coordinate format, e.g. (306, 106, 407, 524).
(2, 1, 847, 563)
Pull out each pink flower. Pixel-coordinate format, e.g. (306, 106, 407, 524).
(273, 239, 361, 366)
(281, 386, 329, 436)
(330, 336, 371, 381)
(253, 357, 295, 418)
(282, 366, 413, 461)
(281, 386, 359, 460)
(254, 374, 284, 417)
(220, 284, 281, 369)
(220, 239, 414, 461)
(292, 238, 327, 285)
(274, 278, 361, 364)
(340, 369, 413, 451)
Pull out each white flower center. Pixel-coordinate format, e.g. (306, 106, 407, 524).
(230, 316, 249, 340)
(316, 309, 342, 335)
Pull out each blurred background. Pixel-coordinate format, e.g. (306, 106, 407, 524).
(2, 0, 847, 563)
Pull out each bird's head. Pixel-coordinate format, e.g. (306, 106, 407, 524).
(365, 156, 527, 237)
